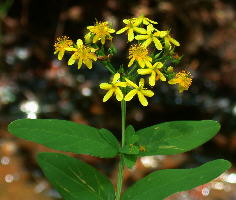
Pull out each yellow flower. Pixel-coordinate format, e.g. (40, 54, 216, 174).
(54, 36, 73, 60)
(100, 73, 127, 102)
(124, 78, 154, 106)
(128, 44, 152, 68)
(67, 39, 97, 69)
(168, 71, 192, 93)
(116, 18, 146, 42)
(137, 62, 166, 86)
(162, 31, 180, 48)
(135, 24, 165, 50)
(87, 21, 115, 45)
(132, 15, 158, 26)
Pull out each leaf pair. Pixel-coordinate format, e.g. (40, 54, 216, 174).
(37, 152, 231, 200)
(8, 119, 221, 159)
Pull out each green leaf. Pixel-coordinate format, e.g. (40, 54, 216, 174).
(122, 159, 231, 200)
(37, 152, 115, 200)
(123, 154, 137, 169)
(125, 125, 139, 145)
(8, 119, 119, 158)
(119, 125, 140, 155)
(136, 120, 220, 156)
(99, 128, 120, 150)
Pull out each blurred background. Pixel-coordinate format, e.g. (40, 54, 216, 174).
(0, 0, 236, 199)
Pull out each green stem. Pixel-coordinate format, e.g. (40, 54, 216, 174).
(127, 63, 138, 76)
(116, 100, 126, 200)
(121, 100, 126, 147)
(102, 61, 116, 74)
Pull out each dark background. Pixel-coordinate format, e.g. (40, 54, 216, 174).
(0, 0, 236, 199)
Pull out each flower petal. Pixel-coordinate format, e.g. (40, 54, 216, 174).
(145, 60, 153, 68)
(137, 69, 152, 75)
(168, 78, 178, 85)
(58, 51, 64, 60)
(170, 37, 180, 46)
(142, 89, 154, 97)
(147, 24, 154, 34)
(137, 91, 148, 106)
(124, 89, 137, 101)
(153, 37, 163, 50)
(123, 19, 130, 24)
(128, 29, 134, 41)
(112, 73, 120, 83)
(103, 89, 114, 102)
(125, 78, 138, 88)
(149, 71, 156, 86)
(115, 87, 123, 101)
(128, 58, 135, 67)
(153, 62, 163, 69)
(135, 35, 149, 40)
(147, 18, 158, 24)
(137, 59, 145, 68)
(142, 38, 152, 47)
(116, 27, 128, 34)
(84, 59, 92, 69)
(68, 56, 76, 65)
(100, 83, 112, 90)
(159, 31, 168, 38)
(78, 59, 83, 69)
(93, 35, 99, 43)
(116, 82, 127, 87)
(108, 28, 115, 33)
(157, 71, 166, 81)
(133, 27, 147, 34)
(65, 47, 77, 51)
(164, 38, 171, 47)
(133, 17, 142, 26)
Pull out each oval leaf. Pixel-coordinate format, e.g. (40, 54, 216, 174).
(8, 119, 119, 158)
(37, 152, 115, 200)
(136, 120, 220, 156)
(122, 159, 231, 200)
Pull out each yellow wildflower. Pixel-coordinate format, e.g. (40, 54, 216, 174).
(135, 24, 165, 50)
(116, 18, 146, 42)
(162, 31, 180, 48)
(124, 78, 154, 106)
(67, 39, 97, 69)
(100, 73, 127, 102)
(168, 71, 192, 93)
(128, 44, 152, 68)
(137, 62, 166, 86)
(86, 21, 115, 45)
(132, 15, 158, 26)
(54, 36, 73, 60)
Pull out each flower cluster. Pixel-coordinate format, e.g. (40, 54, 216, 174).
(54, 15, 192, 106)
